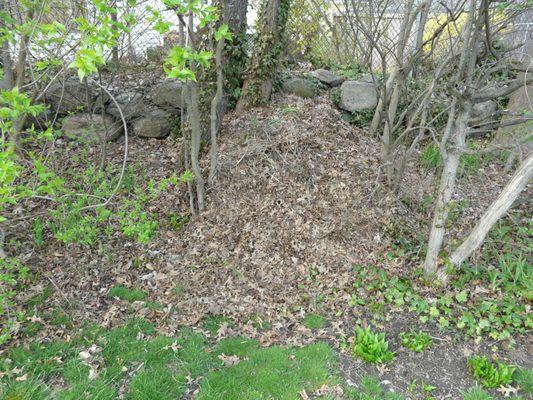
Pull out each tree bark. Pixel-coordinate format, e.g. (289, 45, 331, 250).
(235, 0, 291, 113)
(0, 0, 14, 90)
(423, 102, 471, 275)
(450, 152, 533, 266)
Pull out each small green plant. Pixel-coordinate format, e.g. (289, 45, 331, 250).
(303, 313, 326, 330)
(400, 330, 432, 352)
(420, 143, 442, 169)
(352, 327, 394, 363)
(468, 356, 516, 388)
(108, 285, 147, 302)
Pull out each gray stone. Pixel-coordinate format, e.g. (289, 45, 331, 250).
(106, 91, 147, 121)
(132, 109, 173, 138)
(149, 80, 185, 109)
(339, 80, 378, 112)
(471, 100, 498, 121)
(282, 78, 317, 98)
(61, 113, 123, 144)
(309, 69, 344, 87)
(45, 79, 96, 114)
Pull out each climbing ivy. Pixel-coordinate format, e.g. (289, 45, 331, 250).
(237, 0, 292, 110)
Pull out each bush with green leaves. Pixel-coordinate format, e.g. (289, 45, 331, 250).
(352, 327, 394, 363)
(399, 331, 432, 352)
(468, 356, 516, 388)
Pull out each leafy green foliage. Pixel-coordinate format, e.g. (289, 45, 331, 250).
(399, 331, 432, 352)
(349, 214, 531, 342)
(352, 327, 394, 363)
(108, 285, 147, 302)
(468, 356, 516, 388)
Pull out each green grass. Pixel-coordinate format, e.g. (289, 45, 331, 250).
(420, 143, 442, 169)
(345, 375, 404, 399)
(108, 285, 147, 302)
(198, 340, 336, 400)
(303, 313, 326, 330)
(202, 315, 234, 335)
(514, 368, 533, 394)
(0, 319, 341, 400)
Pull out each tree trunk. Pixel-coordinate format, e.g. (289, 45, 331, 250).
(423, 102, 471, 275)
(450, 152, 533, 266)
(0, 0, 14, 90)
(235, 0, 291, 113)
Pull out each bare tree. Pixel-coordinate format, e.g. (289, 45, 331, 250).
(423, 0, 533, 276)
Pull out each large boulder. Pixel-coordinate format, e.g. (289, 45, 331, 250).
(61, 113, 123, 144)
(132, 109, 174, 138)
(309, 69, 344, 87)
(282, 77, 317, 98)
(106, 91, 147, 121)
(45, 79, 96, 114)
(149, 80, 185, 109)
(339, 80, 378, 112)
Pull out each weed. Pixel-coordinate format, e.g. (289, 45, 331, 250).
(399, 330, 432, 352)
(420, 143, 442, 169)
(108, 285, 147, 302)
(303, 313, 326, 330)
(352, 327, 394, 363)
(468, 356, 516, 388)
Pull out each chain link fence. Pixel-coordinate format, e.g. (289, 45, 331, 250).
(286, 0, 533, 71)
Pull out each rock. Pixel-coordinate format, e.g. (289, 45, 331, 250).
(471, 100, 498, 122)
(45, 79, 96, 114)
(149, 80, 185, 109)
(61, 113, 123, 143)
(309, 69, 344, 87)
(106, 91, 147, 121)
(339, 80, 378, 112)
(132, 109, 174, 138)
(282, 78, 317, 98)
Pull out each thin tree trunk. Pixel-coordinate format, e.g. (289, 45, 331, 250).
(423, 103, 471, 275)
(208, 37, 225, 186)
(187, 82, 205, 213)
(450, 152, 533, 266)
